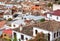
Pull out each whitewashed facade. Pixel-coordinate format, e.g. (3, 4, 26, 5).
(12, 31, 32, 41)
(10, 20, 26, 28)
(33, 27, 60, 41)
(3, 15, 13, 20)
(46, 14, 60, 22)
(53, 4, 60, 11)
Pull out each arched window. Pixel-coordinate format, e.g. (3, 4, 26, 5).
(13, 25, 15, 27)
(57, 32, 58, 37)
(35, 30, 38, 34)
(21, 35, 24, 40)
(26, 38, 28, 40)
(48, 33, 50, 41)
(54, 33, 56, 38)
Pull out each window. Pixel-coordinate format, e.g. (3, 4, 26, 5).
(35, 5, 39, 6)
(14, 32, 16, 37)
(59, 32, 60, 35)
(57, 32, 58, 37)
(24, 18, 26, 20)
(37, 0, 39, 1)
(4, 34, 6, 36)
(1, 34, 3, 37)
(35, 30, 38, 34)
(8, 16, 9, 17)
(48, 33, 50, 41)
(44, 0, 47, 1)
(54, 33, 56, 38)
(26, 38, 28, 40)
(13, 25, 15, 27)
(57, 17, 58, 20)
(50, 14, 52, 17)
(21, 35, 24, 40)
(23, 10, 24, 12)
(22, 17, 23, 19)
(13, 14, 18, 17)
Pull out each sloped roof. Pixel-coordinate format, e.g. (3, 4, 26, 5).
(0, 21, 6, 28)
(48, 10, 60, 16)
(35, 20, 60, 32)
(0, 0, 5, 2)
(3, 29, 12, 35)
(13, 25, 33, 36)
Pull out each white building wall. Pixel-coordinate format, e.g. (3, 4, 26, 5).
(33, 27, 60, 41)
(11, 23, 19, 28)
(33, 27, 53, 41)
(53, 4, 60, 11)
(47, 14, 60, 22)
(3, 15, 13, 20)
(0, 2, 5, 5)
(13, 31, 32, 41)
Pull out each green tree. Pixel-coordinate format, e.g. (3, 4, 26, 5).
(55, 37, 60, 41)
(13, 33, 17, 41)
(47, 3, 53, 7)
(40, 18, 45, 22)
(8, 18, 12, 21)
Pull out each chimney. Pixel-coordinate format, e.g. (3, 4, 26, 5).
(20, 24, 23, 31)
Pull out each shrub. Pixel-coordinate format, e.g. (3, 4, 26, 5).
(40, 18, 45, 22)
(8, 18, 12, 21)
(9, 24, 11, 27)
(13, 38, 17, 41)
(58, 2, 60, 4)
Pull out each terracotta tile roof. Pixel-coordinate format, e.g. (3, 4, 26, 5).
(24, 20, 31, 23)
(0, 21, 6, 28)
(48, 10, 60, 16)
(22, 1, 33, 5)
(31, 5, 42, 10)
(5, 1, 19, 4)
(13, 20, 60, 36)
(3, 29, 12, 35)
(0, 0, 5, 2)
(0, 0, 11, 2)
(0, 12, 4, 17)
(21, 27, 33, 36)
(35, 20, 60, 32)
(13, 26, 33, 36)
